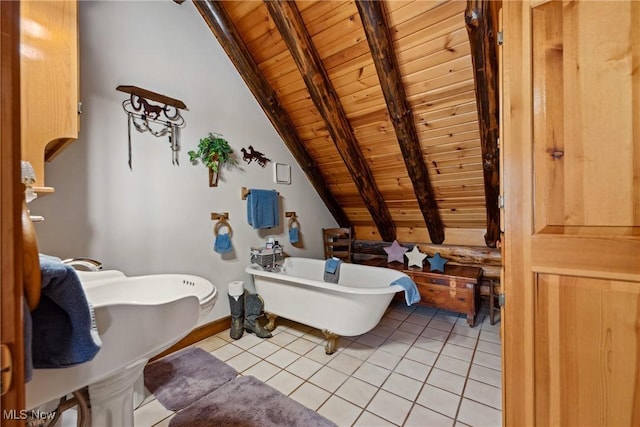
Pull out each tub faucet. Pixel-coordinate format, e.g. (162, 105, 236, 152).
(62, 257, 103, 272)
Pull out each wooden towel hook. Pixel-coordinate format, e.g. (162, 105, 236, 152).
(285, 211, 300, 229)
(211, 212, 232, 237)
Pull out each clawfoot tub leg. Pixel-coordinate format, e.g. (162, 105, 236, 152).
(322, 330, 340, 355)
(265, 312, 278, 331)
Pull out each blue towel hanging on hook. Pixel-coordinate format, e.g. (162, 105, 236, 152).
(289, 227, 299, 244)
(214, 233, 232, 254)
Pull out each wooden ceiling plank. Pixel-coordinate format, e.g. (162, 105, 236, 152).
(413, 97, 477, 119)
(424, 140, 483, 156)
(432, 174, 486, 184)
(264, 0, 397, 241)
(426, 160, 483, 174)
(258, 50, 299, 79)
(437, 195, 487, 203)
(246, 29, 289, 63)
(425, 155, 482, 175)
(401, 52, 473, 84)
(465, 0, 501, 247)
(409, 81, 476, 111)
(357, 103, 478, 140)
(330, 66, 381, 93)
(392, 2, 466, 45)
(405, 67, 475, 97)
(421, 129, 480, 147)
(324, 39, 372, 71)
(228, 2, 273, 45)
(395, 28, 469, 63)
(309, 14, 366, 60)
(431, 172, 486, 183)
(327, 56, 379, 91)
(419, 120, 479, 139)
(357, 0, 445, 244)
(301, 1, 358, 35)
(223, 1, 263, 22)
(349, 108, 390, 128)
(193, 0, 350, 228)
(386, 1, 449, 28)
(420, 109, 480, 131)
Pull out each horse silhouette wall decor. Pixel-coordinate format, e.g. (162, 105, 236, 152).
(241, 145, 271, 167)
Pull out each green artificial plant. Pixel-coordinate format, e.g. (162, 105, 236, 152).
(188, 132, 238, 186)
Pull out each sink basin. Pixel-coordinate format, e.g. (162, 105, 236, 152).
(76, 270, 217, 324)
(26, 270, 217, 425)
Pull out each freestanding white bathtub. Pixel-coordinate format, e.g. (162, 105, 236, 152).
(245, 257, 410, 353)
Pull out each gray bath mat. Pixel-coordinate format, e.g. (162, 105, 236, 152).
(169, 375, 337, 427)
(144, 346, 238, 411)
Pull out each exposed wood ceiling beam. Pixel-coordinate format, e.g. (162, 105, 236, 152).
(465, 0, 501, 248)
(193, 0, 350, 228)
(356, 0, 445, 244)
(264, 0, 396, 242)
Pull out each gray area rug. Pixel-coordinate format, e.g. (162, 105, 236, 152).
(144, 346, 238, 411)
(169, 375, 337, 427)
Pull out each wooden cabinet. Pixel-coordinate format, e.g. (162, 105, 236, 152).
(20, 0, 79, 192)
(406, 265, 482, 327)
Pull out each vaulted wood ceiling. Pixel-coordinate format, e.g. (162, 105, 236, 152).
(191, 0, 500, 247)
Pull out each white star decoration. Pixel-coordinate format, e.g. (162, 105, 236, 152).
(406, 245, 427, 268)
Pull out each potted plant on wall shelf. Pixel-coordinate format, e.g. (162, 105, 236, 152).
(188, 132, 238, 187)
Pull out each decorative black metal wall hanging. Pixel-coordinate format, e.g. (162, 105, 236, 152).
(240, 145, 271, 167)
(116, 85, 187, 169)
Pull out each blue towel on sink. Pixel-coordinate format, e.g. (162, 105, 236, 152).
(246, 189, 279, 229)
(391, 276, 421, 306)
(30, 254, 102, 369)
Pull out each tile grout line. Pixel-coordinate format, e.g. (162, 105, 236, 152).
(452, 312, 483, 423)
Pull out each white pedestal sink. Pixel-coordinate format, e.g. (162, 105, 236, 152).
(26, 270, 217, 427)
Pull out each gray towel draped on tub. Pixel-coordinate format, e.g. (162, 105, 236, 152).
(26, 254, 102, 377)
(323, 258, 342, 284)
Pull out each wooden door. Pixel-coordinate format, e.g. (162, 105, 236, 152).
(502, 1, 640, 426)
(1, 1, 26, 425)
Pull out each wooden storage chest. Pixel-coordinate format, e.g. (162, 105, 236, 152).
(405, 265, 483, 327)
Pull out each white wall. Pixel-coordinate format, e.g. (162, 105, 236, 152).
(31, 0, 337, 323)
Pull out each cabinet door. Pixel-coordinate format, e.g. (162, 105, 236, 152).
(21, 0, 79, 190)
(502, 1, 640, 425)
(1, 1, 26, 422)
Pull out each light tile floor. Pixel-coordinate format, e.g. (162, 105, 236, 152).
(135, 300, 503, 427)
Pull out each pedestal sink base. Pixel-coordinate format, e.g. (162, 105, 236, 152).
(88, 359, 147, 427)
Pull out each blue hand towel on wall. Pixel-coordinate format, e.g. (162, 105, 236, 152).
(214, 232, 233, 254)
(289, 227, 299, 244)
(324, 258, 342, 284)
(31, 254, 102, 369)
(391, 276, 421, 306)
(247, 189, 279, 229)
